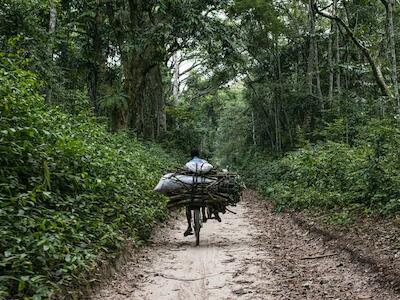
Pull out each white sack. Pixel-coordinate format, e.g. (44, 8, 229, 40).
(154, 173, 214, 194)
(184, 161, 213, 174)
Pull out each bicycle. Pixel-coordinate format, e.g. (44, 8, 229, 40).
(187, 202, 205, 246)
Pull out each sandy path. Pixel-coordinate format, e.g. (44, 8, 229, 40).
(91, 191, 399, 300)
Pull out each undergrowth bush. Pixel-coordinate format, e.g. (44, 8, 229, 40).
(238, 123, 400, 216)
(0, 53, 176, 299)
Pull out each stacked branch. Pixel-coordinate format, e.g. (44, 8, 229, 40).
(164, 169, 243, 213)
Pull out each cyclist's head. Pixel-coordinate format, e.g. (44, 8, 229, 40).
(191, 148, 200, 158)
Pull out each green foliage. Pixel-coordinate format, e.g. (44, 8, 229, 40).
(163, 105, 204, 155)
(237, 121, 400, 216)
(231, 0, 284, 33)
(214, 88, 253, 167)
(0, 54, 176, 299)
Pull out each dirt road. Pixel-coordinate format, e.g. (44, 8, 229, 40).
(91, 191, 399, 299)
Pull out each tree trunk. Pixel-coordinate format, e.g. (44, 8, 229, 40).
(334, 0, 340, 94)
(106, 1, 147, 133)
(87, 0, 104, 116)
(106, 2, 129, 131)
(328, 19, 334, 103)
(45, 0, 57, 104)
(47, 2, 57, 56)
(172, 53, 180, 103)
(252, 109, 256, 146)
(111, 106, 128, 132)
(282, 108, 294, 148)
(148, 65, 167, 138)
(258, 102, 275, 150)
(125, 55, 146, 134)
(307, 0, 316, 95)
(307, 0, 322, 101)
(382, 0, 399, 112)
(275, 44, 282, 153)
(91, 0, 103, 115)
(315, 39, 323, 102)
(328, 0, 338, 102)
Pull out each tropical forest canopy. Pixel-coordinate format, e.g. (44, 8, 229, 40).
(2, 0, 400, 298)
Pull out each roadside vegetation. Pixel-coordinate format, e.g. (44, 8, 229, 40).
(238, 132, 400, 217)
(0, 54, 175, 299)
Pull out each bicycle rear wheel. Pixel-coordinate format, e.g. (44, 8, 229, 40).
(193, 208, 201, 246)
(206, 206, 212, 219)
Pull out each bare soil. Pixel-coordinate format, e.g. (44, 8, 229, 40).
(90, 190, 400, 299)
(293, 207, 400, 292)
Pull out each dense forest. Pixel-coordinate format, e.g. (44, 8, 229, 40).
(1, 0, 400, 298)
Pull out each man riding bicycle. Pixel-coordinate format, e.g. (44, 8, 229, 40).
(184, 149, 221, 237)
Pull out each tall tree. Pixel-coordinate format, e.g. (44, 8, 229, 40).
(45, 0, 57, 104)
(381, 0, 399, 111)
(87, 0, 104, 115)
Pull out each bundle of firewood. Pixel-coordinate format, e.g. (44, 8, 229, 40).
(164, 169, 243, 213)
